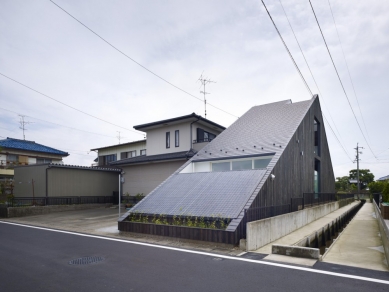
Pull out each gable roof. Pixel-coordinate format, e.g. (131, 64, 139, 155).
(0, 137, 69, 157)
(90, 139, 146, 151)
(133, 113, 226, 132)
(128, 97, 316, 218)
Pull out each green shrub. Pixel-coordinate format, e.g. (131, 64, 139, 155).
(382, 183, 389, 203)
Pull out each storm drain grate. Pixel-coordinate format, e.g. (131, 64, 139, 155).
(69, 256, 104, 265)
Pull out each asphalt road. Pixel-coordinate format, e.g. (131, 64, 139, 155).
(0, 222, 388, 292)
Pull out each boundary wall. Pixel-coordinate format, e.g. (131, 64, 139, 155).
(246, 198, 354, 251)
(373, 201, 389, 266)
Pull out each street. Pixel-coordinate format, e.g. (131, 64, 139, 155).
(0, 221, 388, 292)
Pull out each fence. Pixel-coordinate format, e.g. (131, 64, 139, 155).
(7, 196, 113, 207)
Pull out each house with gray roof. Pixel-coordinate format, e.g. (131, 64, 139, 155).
(118, 95, 335, 244)
(92, 113, 225, 197)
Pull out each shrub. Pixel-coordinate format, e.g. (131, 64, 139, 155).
(382, 183, 389, 203)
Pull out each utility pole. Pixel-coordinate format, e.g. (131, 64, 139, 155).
(19, 115, 33, 140)
(198, 74, 216, 119)
(354, 143, 364, 199)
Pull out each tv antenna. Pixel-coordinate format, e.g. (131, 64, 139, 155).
(19, 115, 33, 140)
(116, 131, 126, 144)
(198, 73, 216, 119)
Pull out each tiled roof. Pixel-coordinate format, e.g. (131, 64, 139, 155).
(377, 175, 389, 181)
(110, 150, 195, 166)
(0, 137, 69, 156)
(127, 97, 315, 219)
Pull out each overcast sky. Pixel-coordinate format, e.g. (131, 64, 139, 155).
(1, 0, 388, 179)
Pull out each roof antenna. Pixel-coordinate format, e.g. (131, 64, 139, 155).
(116, 131, 125, 144)
(19, 115, 33, 140)
(198, 73, 216, 119)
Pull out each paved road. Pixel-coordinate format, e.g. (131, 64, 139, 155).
(0, 222, 388, 292)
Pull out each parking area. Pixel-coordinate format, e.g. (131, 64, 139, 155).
(1, 206, 242, 256)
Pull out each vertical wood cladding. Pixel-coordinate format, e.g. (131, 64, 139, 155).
(245, 97, 335, 220)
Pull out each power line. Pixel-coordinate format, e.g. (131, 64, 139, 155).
(49, 0, 238, 119)
(277, 0, 351, 158)
(261, 0, 313, 97)
(261, 0, 352, 162)
(0, 72, 143, 136)
(308, 0, 377, 159)
(0, 107, 117, 139)
(327, 0, 371, 141)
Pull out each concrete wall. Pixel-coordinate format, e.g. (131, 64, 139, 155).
(121, 160, 185, 196)
(373, 201, 389, 266)
(146, 123, 191, 156)
(14, 165, 48, 197)
(246, 199, 354, 251)
(47, 168, 118, 197)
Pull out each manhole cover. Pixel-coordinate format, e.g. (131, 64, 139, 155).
(69, 256, 104, 265)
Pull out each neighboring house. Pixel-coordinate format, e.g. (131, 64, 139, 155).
(91, 113, 225, 196)
(119, 95, 335, 244)
(0, 137, 69, 180)
(14, 164, 120, 199)
(377, 175, 389, 182)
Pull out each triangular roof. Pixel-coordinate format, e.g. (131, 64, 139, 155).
(128, 97, 315, 219)
(0, 137, 69, 156)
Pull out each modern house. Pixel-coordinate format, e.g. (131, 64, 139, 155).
(92, 113, 226, 196)
(118, 95, 335, 244)
(0, 137, 69, 180)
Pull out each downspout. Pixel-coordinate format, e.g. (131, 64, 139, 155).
(190, 116, 201, 151)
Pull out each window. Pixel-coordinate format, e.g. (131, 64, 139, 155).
(314, 159, 320, 194)
(314, 118, 320, 156)
(37, 158, 52, 164)
(120, 152, 127, 159)
(253, 158, 272, 169)
(7, 155, 18, 162)
(232, 160, 252, 170)
(196, 128, 216, 143)
(175, 130, 179, 147)
(104, 154, 117, 164)
(140, 149, 146, 156)
(212, 162, 230, 172)
(166, 132, 170, 148)
(129, 150, 136, 158)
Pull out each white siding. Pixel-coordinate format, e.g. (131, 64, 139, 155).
(146, 123, 191, 156)
(98, 141, 146, 159)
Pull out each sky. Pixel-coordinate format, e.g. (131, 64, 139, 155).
(1, 0, 388, 180)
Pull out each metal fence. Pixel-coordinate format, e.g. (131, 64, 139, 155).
(7, 196, 113, 207)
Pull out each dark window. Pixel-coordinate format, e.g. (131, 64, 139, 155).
(166, 132, 170, 148)
(314, 118, 320, 156)
(175, 130, 179, 147)
(104, 154, 117, 164)
(140, 149, 146, 156)
(196, 128, 216, 143)
(129, 150, 136, 157)
(120, 152, 127, 159)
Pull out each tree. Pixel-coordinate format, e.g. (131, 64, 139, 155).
(335, 176, 350, 192)
(383, 183, 389, 203)
(368, 181, 386, 194)
(349, 169, 375, 190)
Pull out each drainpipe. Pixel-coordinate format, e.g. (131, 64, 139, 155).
(190, 115, 201, 150)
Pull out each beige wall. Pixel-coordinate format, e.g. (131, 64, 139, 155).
(121, 160, 185, 196)
(14, 165, 48, 197)
(146, 123, 191, 156)
(98, 141, 146, 159)
(47, 168, 119, 197)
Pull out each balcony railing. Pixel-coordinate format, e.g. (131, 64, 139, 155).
(0, 160, 29, 169)
(193, 138, 214, 144)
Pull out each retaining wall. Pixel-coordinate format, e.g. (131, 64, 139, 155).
(3, 203, 112, 218)
(373, 201, 389, 266)
(246, 198, 354, 251)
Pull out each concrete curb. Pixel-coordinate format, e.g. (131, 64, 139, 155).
(272, 244, 320, 259)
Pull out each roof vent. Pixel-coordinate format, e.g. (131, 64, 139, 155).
(236, 148, 238, 150)
(261, 147, 264, 150)
(242, 149, 244, 152)
(273, 143, 275, 146)
(205, 151, 207, 153)
(279, 145, 282, 148)
(209, 153, 212, 155)
(225, 151, 227, 153)
(254, 145, 256, 148)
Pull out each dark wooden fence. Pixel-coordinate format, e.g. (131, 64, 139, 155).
(119, 193, 354, 245)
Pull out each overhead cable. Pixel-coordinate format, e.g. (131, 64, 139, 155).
(49, 0, 238, 119)
(0, 73, 143, 135)
(308, 0, 377, 159)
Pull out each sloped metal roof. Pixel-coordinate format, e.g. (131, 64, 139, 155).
(0, 137, 69, 156)
(131, 170, 266, 218)
(377, 175, 389, 181)
(127, 97, 315, 219)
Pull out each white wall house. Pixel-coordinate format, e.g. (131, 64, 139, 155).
(92, 113, 225, 196)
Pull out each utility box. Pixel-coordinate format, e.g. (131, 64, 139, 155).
(381, 203, 389, 220)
